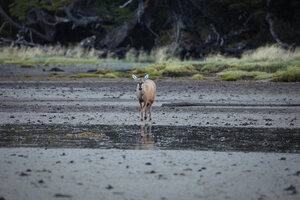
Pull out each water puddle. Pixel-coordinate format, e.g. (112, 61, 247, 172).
(0, 124, 299, 152)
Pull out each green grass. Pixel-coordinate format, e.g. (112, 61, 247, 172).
(20, 63, 36, 68)
(48, 73, 57, 77)
(102, 72, 125, 78)
(272, 66, 300, 82)
(55, 74, 67, 78)
(131, 62, 198, 78)
(192, 74, 204, 81)
(1, 45, 299, 82)
(131, 64, 165, 77)
(182, 60, 300, 74)
(4, 56, 101, 65)
(69, 71, 127, 79)
(70, 73, 101, 78)
(217, 70, 272, 81)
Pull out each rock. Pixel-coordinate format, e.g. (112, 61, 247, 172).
(54, 194, 72, 198)
(87, 69, 97, 73)
(19, 172, 29, 176)
(49, 67, 64, 72)
(106, 185, 113, 190)
(284, 185, 297, 195)
(294, 171, 300, 176)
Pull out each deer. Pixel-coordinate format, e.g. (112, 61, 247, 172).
(132, 74, 156, 121)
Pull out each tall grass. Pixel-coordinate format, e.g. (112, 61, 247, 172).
(205, 45, 300, 62)
(0, 46, 99, 60)
(0, 46, 101, 65)
(241, 45, 300, 61)
(124, 46, 180, 63)
(0, 44, 299, 81)
(0, 45, 178, 64)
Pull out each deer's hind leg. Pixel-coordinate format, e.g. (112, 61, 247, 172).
(149, 101, 153, 120)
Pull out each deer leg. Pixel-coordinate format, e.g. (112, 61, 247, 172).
(139, 101, 143, 109)
(140, 101, 144, 121)
(149, 102, 153, 120)
(144, 102, 149, 120)
(141, 102, 148, 121)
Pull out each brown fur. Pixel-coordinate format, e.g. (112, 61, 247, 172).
(135, 78, 156, 121)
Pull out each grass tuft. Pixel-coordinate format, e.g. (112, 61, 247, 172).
(272, 66, 300, 82)
(192, 74, 204, 81)
(217, 70, 272, 81)
(70, 73, 101, 78)
(20, 64, 36, 68)
(102, 72, 124, 78)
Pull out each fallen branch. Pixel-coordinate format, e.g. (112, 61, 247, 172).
(0, 5, 53, 41)
(120, 0, 133, 8)
(63, 6, 113, 29)
(266, 13, 294, 50)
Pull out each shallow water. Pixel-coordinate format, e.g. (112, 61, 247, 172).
(0, 124, 299, 152)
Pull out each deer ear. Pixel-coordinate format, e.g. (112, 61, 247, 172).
(144, 74, 149, 80)
(132, 74, 137, 80)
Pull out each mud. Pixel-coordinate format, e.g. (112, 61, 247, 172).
(0, 80, 299, 128)
(0, 65, 300, 200)
(0, 62, 150, 77)
(1, 148, 300, 200)
(1, 124, 299, 152)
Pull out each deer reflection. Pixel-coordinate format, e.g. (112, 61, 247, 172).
(136, 124, 155, 149)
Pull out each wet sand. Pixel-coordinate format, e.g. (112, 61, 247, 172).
(0, 148, 299, 200)
(0, 76, 300, 200)
(0, 79, 299, 128)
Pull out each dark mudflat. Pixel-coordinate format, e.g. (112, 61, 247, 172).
(1, 124, 299, 153)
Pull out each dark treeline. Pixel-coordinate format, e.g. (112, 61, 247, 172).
(0, 0, 299, 59)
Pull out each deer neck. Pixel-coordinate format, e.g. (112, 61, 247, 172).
(138, 89, 145, 101)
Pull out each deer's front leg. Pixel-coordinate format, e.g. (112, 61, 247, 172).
(144, 102, 149, 120)
(141, 102, 148, 121)
(140, 101, 144, 121)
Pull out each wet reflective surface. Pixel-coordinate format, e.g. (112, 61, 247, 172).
(0, 124, 299, 152)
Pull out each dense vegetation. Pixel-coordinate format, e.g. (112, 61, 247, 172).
(1, 0, 299, 59)
(0, 0, 299, 82)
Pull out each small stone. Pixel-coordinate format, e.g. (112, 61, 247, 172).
(49, 67, 64, 72)
(106, 185, 113, 190)
(284, 185, 297, 195)
(54, 194, 72, 198)
(19, 172, 29, 176)
(294, 171, 300, 176)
